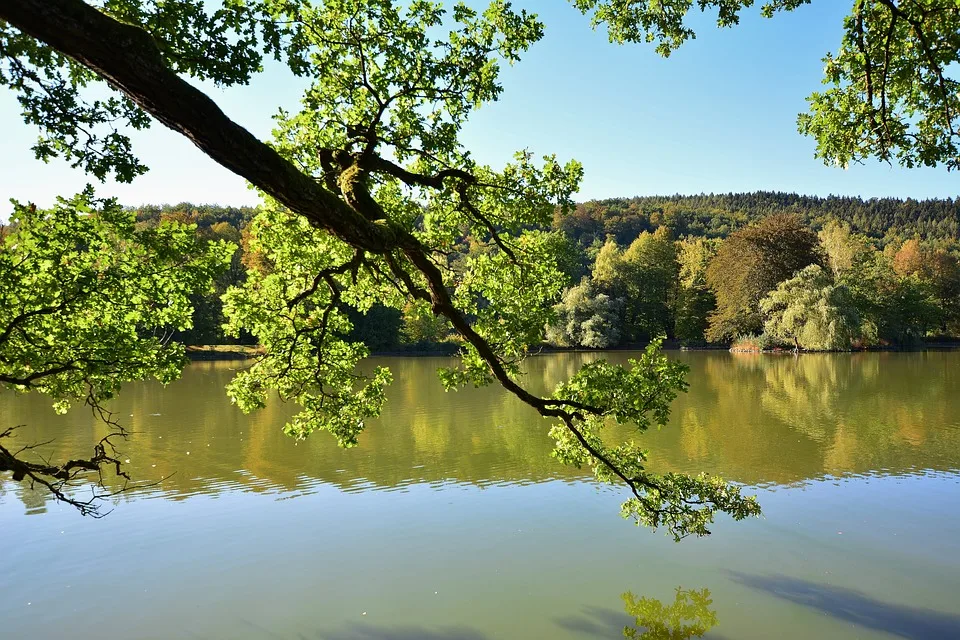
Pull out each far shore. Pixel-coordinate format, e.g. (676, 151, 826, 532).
(184, 340, 960, 361)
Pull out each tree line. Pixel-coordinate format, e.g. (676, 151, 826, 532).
(4, 0, 956, 533)
(557, 192, 960, 248)
(134, 194, 960, 353)
(550, 213, 960, 351)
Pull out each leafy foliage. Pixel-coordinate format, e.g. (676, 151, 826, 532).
(705, 214, 824, 341)
(673, 238, 719, 343)
(798, 0, 960, 170)
(39, 0, 960, 533)
(0, 189, 230, 511)
(3, 0, 957, 534)
(761, 265, 862, 350)
(546, 277, 624, 348)
(550, 341, 760, 538)
(555, 192, 960, 246)
(0, 189, 231, 406)
(622, 587, 718, 640)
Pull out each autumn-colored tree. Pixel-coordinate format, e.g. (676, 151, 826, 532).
(893, 239, 925, 277)
(705, 214, 824, 342)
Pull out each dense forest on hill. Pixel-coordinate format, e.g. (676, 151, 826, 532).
(128, 192, 960, 352)
(557, 192, 960, 247)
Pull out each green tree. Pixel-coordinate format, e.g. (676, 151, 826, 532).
(348, 304, 404, 351)
(400, 300, 450, 345)
(0, 190, 230, 512)
(673, 237, 719, 343)
(621, 227, 679, 341)
(706, 214, 824, 342)
(592, 237, 626, 294)
(178, 218, 249, 345)
(544, 230, 590, 284)
(546, 277, 624, 348)
(843, 250, 942, 345)
(591, 230, 678, 342)
(888, 238, 960, 332)
(818, 220, 875, 279)
(920, 249, 960, 332)
(0, 0, 762, 537)
(760, 265, 862, 351)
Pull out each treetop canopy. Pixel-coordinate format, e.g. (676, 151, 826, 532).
(3, 0, 954, 536)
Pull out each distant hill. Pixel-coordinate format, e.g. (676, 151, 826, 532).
(554, 192, 960, 247)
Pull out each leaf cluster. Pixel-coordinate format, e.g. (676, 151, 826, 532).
(0, 188, 232, 410)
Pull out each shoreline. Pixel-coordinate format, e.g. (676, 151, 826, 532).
(184, 340, 960, 360)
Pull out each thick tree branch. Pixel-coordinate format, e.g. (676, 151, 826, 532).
(0, 0, 720, 527)
(364, 155, 476, 189)
(0, 0, 398, 252)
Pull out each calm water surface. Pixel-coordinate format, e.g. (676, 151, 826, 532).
(2, 351, 959, 639)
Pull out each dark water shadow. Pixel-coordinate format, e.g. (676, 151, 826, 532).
(554, 605, 635, 638)
(317, 622, 489, 640)
(730, 572, 960, 640)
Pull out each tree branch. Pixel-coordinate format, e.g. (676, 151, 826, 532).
(0, 0, 398, 252)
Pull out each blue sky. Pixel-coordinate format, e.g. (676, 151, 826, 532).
(1, 1, 957, 210)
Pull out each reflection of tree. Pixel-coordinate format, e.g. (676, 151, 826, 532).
(641, 351, 960, 486)
(3, 352, 959, 512)
(622, 587, 717, 640)
(9, 479, 50, 515)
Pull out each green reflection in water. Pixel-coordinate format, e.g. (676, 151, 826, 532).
(521, 586, 718, 640)
(2, 351, 959, 513)
(622, 587, 716, 640)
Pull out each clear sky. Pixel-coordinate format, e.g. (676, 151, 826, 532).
(1, 1, 957, 211)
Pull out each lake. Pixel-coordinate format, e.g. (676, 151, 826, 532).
(2, 351, 959, 639)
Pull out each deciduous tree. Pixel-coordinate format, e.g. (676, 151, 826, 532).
(760, 265, 862, 351)
(706, 214, 824, 341)
(674, 237, 719, 343)
(546, 277, 624, 348)
(0, 0, 765, 537)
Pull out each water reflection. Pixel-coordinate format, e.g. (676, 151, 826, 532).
(643, 351, 960, 486)
(622, 588, 717, 640)
(2, 351, 959, 514)
(556, 587, 718, 639)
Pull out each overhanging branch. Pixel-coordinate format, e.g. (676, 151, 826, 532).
(0, 0, 397, 252)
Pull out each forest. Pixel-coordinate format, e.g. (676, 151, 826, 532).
(131, 192, 960, 353)
(3, 0, 959, 550)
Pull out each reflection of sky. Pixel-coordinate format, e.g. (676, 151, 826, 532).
(3, 353, 960, 638)
(2, 474, 959, 639)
